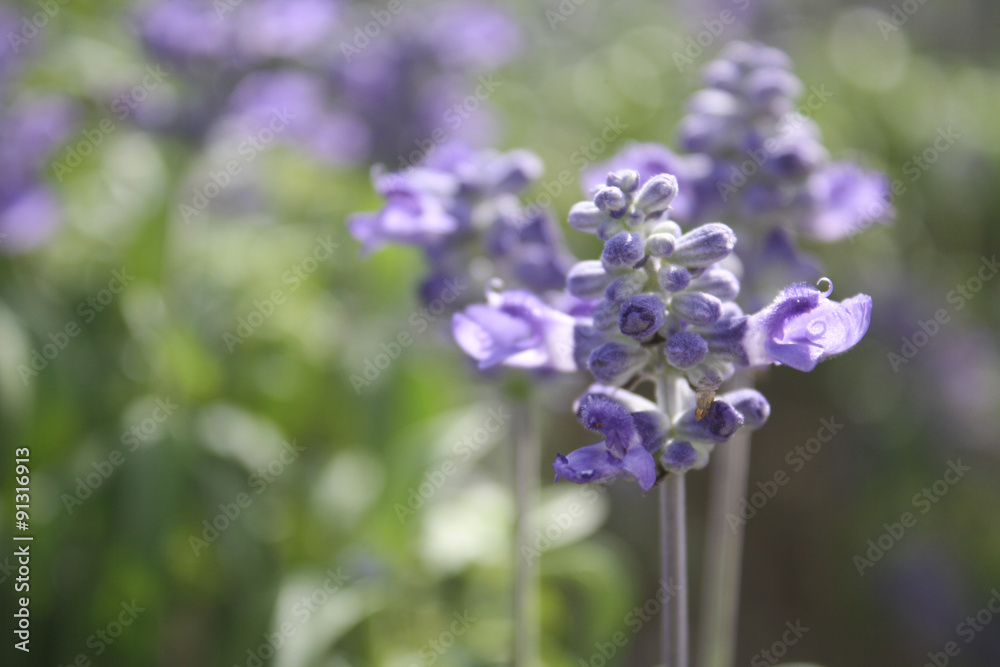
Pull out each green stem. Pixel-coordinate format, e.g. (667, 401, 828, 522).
(513, 399, 539, 667)
(697, 394, 753, 667)
(656, 375, 689, 667)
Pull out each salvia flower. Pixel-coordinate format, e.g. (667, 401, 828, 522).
(743, 279, 872, 372)
(350, 143, 576, 308)
(451, 288, 579, 372)
(555, 169, 871, 489)
(553, 388, 668, 491)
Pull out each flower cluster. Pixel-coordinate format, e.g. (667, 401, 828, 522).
(582, 41, 893, 304)
(349, 142, 576, 308)
(553, 169, 872, 490)
(0, 6, 77, 254)
(135, 0, 521, 166)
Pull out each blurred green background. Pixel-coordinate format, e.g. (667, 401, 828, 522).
(2, 0, 1000, 665)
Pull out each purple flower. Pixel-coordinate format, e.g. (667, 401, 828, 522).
(225, 70, 370, 165)
(554, 391, 667, 491)
(348, 167, 461, 254)
(235, 0, 342, 61)
(0, 96, 77, 253)
(452, 290, 578, 372)
(744, 281, 872, 371)
(803, 162, 894, 241)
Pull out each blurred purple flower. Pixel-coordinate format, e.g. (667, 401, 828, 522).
(0, 96, 77, 253)
(802, 162, 894, 241)
(452, 289, 578, 372)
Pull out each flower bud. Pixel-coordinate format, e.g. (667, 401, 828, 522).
(601, 232, 645, 270)
(665, 331, 709, 369)
(633, 174, 679, 216)
(688, 267, 740, 300)
(662, 440, 698, 472)
(649, 220, 683, 237)
(588, 341, 652, 386)
(568, 201, 608, 233)
(658, 265, 691, 292)
(646, 233, 676, 258)
(670, 291, 723, 325)
(721, 388, 770, 430)
(618, 294, 667, 340)
(606, 169, 640, 193)
(605, 270, 648, 304)
(674, 400, 744, 443)
(594, 186, 628, 217)
(566, 260, 612, 299)
(671, 223, 736, 268)
(573, 324, 604, 370)
(592, 300, 622, 331)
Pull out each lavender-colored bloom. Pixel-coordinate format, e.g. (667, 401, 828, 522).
(452, 290, 577, 372)
(802, 162, 894, 241)
(348, 167, 461, 254)
(235, 0, 341, 61)
(554, 391, 665, 491)
(744, 281, 872, 371)
(138, 0, 235, 64)
(0, 96, 77, 253)
(225, 69, 370, 165)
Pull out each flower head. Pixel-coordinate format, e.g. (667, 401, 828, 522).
(744, 280, 872, 371)
(452, 289, 579, 372)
